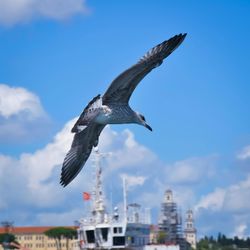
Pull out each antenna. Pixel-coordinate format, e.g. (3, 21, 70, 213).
(123, 176, 128, 223)
(144, 207, 151, 224)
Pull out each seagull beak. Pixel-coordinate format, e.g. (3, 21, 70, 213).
(145, 123, 153, 131)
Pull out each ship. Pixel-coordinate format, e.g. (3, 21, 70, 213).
(74, 148, 151, 250)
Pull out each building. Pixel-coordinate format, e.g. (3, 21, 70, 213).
(0, 226, 78, 250)
(184, 210, 197, 249)
(157, 190, 183, 246)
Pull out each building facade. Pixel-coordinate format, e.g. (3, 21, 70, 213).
(184, 210, 197, 249)
(0, 226, 78, 250)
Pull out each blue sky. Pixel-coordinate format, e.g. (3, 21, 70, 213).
(0, 0, 250, 238)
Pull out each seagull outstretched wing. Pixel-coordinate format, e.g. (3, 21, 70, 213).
(60, 123, 105, 187)
(102, 33, 186, 105)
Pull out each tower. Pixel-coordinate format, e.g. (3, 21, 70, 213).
(184, 209, 197, 249)
(158, 190, 183, 245)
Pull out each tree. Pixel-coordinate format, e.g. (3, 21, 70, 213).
(0, 233, 20, 249)
(62, 228, 77, 250)
(197, 238, 209, 250)
(157, 230, 167, 244)
(44, 227, 77, 250)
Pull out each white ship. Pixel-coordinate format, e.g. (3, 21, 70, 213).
(75, 149, 151, 250)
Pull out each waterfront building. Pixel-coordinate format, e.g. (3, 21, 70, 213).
(0, 226, 78, 250)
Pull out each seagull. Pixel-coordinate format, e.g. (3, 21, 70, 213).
(60, 33, 187, 187)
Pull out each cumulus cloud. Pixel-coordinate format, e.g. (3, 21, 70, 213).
(166, 156, 216, 185)
(0, 84, 45, 119)
(100, 128, 158, 171)
(1, 103, 247, 236)
(0, 0, 88, 26)
(1, 111, 216, 226)
(197, 175, 250, 213)
(195, 188, 226, 212)
(237, 145, 250, 160)
(0, 119, 73, 209)
(233, 224, 247, 239)
(0, 84, 50, 142)
(223, 176, 250, 212)
(35, 208, 84, 226)
(195, 175, 250, 236)
(0, 118, 162, 225)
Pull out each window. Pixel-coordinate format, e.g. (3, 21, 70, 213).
(113, 236, 125, 246)
(101, 228, 108, 241)
(86, 230, 95, 243)
(113, 227, 122, 234)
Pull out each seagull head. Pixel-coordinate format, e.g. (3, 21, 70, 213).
(136, 112, 153, 131)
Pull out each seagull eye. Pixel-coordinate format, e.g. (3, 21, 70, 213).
(140, 115, 145, 121)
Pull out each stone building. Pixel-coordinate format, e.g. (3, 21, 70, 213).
(184, 209, 197, 249)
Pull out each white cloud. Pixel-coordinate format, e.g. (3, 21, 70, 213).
(166, 156, 216, 184)
(1, 116, 204, 226)
(237, 145, 250, 160)
(233, 224, 247, 239)
(195, 175, 250, 213)
(35, 208, 84, 226)
(195, 188, 226, 212)
(100, 128, 158, 171)
(0, 84, 51, 142)
(223, 175, 250, 212)
(0, 119, 74, 208)
(195, 175, 250, 237)
(20, 119, 75, 189)
(0, 84, 45, 119)
(2, 106, 247, 237)
(0, 118, 161, 225)
(0, 0, 88, 26)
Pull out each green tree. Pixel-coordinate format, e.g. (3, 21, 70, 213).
(197, 238, 209, 250)
(63, 228, 77, 250)
(157, 231, 167, 244)
(0, 233, 20, 249)
(44, 227, 77, 250)
(217, 232, 222, 243)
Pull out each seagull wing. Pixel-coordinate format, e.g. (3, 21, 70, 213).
(71, 94, 102, 133)
(102, 33, 186, 105)
(60, 123, 105, 187)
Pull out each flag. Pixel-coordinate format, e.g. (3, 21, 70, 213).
(83, 192, 91, 201)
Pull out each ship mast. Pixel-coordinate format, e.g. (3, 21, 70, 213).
(91, 147, 110, 223)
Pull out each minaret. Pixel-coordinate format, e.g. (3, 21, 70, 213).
(184, 209, 197, 249)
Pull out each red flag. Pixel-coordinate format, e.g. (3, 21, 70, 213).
(83, 192, 91, 201)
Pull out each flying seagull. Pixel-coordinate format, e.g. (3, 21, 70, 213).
(60, 33, 187, 187)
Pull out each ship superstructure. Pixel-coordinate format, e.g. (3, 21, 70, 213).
(75, 148, 150, 250)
